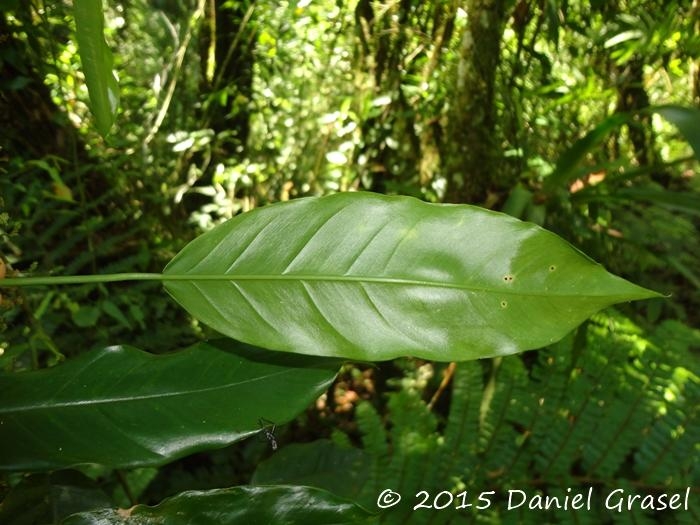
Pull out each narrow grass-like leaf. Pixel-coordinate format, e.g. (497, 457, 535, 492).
(74, 0, 119, 136)
(0, 339, 339, 471)
(163, 192, 660, 362)
(61, 486, 375, 525)
(544, 112, 629, 191)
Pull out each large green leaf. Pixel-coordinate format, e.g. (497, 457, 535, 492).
(74, 0, 119, 136)
(163, 192, 659, 362)
(0, 339, 339, 471)
(61, 486, 375, 525)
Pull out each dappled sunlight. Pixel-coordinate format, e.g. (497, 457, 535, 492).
(1, 0, 698, 522)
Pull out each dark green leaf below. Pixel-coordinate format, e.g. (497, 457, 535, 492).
(0, 339, 340, 471)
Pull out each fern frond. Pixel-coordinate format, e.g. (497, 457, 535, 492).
(634, 372, 700, 485)
(385, 388, 440, 525)
(357, 400, 389, 457)
(444, 362, 483, 479)
(332, 312, 700, 524)
(356, 400, 389, 508)
(512, 339, 574, 479)
(580, 334, 654, 479)
(477, 356, 532, 483)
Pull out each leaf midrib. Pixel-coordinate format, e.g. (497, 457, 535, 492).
(163, 273, 632, 299)
(0, 367, 298, 414)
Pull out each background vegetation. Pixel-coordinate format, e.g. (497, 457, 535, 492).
(1, 0, 699, 523)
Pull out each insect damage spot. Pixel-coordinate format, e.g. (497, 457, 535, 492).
(548, 264, 557, 272)
(500, 300, 508, 308)
(503, 274, 514, 283)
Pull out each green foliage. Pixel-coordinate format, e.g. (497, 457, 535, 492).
(73, 0, 119, 137)
(652, 106, 700, 160)
(0, 470, 113, 525)
(163, 192, 658, 361)
(2, 0, 699, 523)
(1, 2, 198, 363)
(254, 314, 700, 524)
(0, 339, 339, 471)
(62, 486, 376, 525)
(252, 440, 371, 502)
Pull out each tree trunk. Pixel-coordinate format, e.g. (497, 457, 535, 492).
(614, 58, 661, 178)
(445, 0, 508, 204)
(198, 0, 255, 159)
(692, 0, 700, 104)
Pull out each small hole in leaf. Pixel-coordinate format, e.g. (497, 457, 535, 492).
(503, 274, 514, 283)
(548, 265, 557, 272)
(500, 300, 508, 308)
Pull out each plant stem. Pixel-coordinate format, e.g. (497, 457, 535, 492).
(0, 273, 164, 287)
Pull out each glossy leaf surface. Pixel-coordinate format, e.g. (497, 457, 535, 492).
(61, 486, 375, 525)
(163, 192, 659, 361)
(74, 0, 119, 136)
(0, 340, 339, 471)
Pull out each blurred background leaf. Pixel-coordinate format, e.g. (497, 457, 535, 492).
(73, 0, 119, 137)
